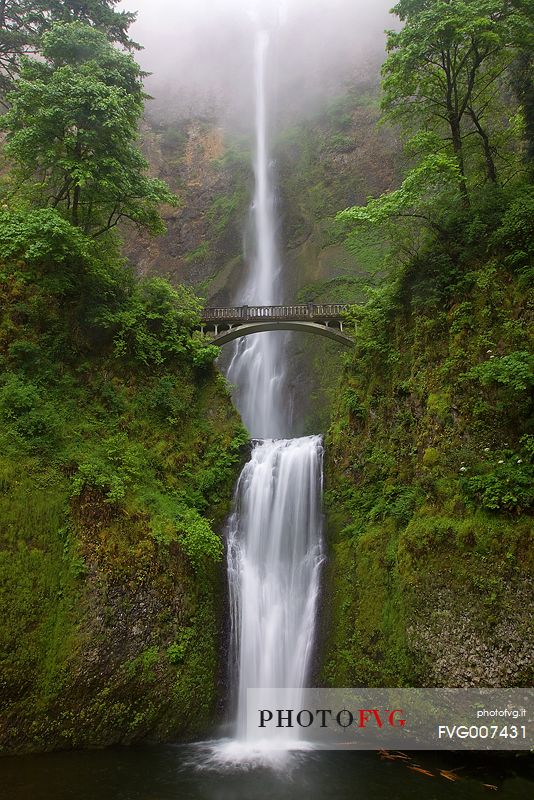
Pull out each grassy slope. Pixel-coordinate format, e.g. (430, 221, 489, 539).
(0, 250, 247, 753)
(322, 196, 534, 687)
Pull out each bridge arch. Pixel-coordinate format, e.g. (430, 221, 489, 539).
(207, 320, 353, 346)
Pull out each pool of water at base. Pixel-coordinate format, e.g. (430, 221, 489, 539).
(1, 743, 532, 800)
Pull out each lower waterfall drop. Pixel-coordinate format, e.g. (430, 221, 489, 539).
(227, 437, 325, 745)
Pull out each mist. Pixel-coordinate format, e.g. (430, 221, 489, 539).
(119, 0, 395, 127)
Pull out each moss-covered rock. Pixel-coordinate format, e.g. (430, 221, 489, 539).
(322, 224, 534, 688)
(0, 230, 247, 754)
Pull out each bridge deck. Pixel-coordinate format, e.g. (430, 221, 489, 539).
(201, 303, 348, 323)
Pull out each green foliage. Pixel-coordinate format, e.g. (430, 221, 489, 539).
(422, 447, 439, 468)
(0, 4, 247, 756)
(176, 507, 223, 571)
(145, 494, 224, 569)
(491, 186, 534, 269)
(207, 192, 241, 237)
(71, 433, 144, 503)
(465, 351, 534, 393)
(463, 437, 534, 513)
(0, 208, 90, 268)
(125, 646, 160, 682)
(383, 0, 533, 189)
(338, 153, 460, 228)
(184, 242, 211, 264)
(139, 375, 195, 424)
(167, 628, 194, 666)
(0, 252, 245, 749)
(1, 22, 176, 236)
(338, 2, 534, 262)
(0, 0, 138, 102)
(0, 374, 62, 451)
(325, 187, 533, 687)
(343, 387, 367, 422)
(98, 277, 215, 369)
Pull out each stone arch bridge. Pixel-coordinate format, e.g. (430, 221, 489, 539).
(200, 304, 353, 346)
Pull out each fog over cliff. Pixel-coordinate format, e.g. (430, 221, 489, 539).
(119, 0, 394, 126)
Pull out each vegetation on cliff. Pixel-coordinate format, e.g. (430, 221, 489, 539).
(0, 14, 246, 753)
(323, 0, 534, 688)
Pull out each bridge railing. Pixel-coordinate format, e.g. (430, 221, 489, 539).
(202, 304, 349, 322)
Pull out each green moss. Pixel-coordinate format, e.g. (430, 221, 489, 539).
(426, 391, 451, 423)
(422, 447, 439, 468)
(184, 241, 211, 264)
(0, 241, 247, 753)
(323, 227, 534, 688)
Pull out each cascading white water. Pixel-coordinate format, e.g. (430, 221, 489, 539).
(218, 29, 324, 758)
(211, 29, 324, 763)
(227, 436, 324, 743)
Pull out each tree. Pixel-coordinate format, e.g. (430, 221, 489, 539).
(0, 0, 137, 102)
(338, 151, 460, 231)
(1, 22, 176, 237)
(382, 0, 534, 196)
(511, 49, 534, 173)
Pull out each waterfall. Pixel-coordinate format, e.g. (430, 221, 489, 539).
(225, 30, 288, 439)
(227, 437, 324, 743)
(219, 29, 324, 758)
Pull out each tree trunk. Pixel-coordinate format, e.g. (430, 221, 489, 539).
(72, 185, 80, 227)
(468, 108, 498, 183)
(72, 136, 82, 227)
(449, 115, 470, 206)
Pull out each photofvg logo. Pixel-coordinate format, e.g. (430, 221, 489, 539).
(259, 707, 406, 730)
(246, 689, 533, 750)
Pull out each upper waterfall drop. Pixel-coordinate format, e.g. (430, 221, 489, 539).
(226, 30, 289, 440)
(248, 30, 278, 306)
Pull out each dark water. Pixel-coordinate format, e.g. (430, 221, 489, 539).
(0, 744, 532, 800)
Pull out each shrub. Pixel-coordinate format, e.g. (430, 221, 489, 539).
(99, 277, 209, 368)
(177, 507, 223, 571)
(0, 373, 62, 449)
(71, 433, 144, 503)
(465, 351, 534, 393)
(463, 439, 534, 514)
(491, 187, 534, 269)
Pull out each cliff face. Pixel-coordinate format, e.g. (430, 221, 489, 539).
(320, 203, 534, 687)
(124, 118, 251, 305)
(272, 91, 399, 432)
(0, 369, 246, 753)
